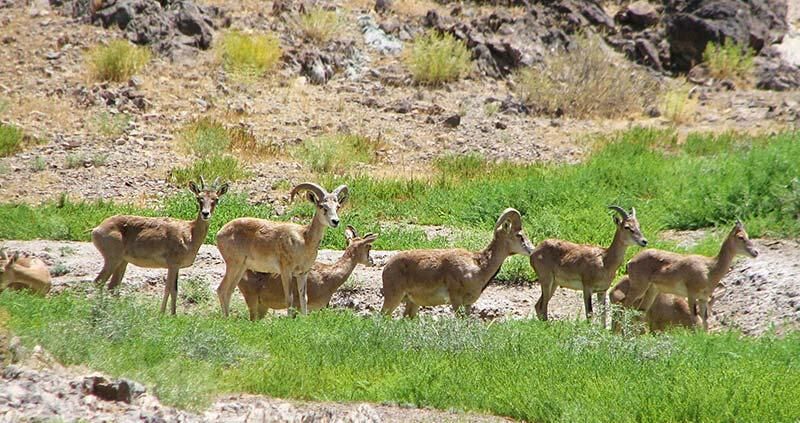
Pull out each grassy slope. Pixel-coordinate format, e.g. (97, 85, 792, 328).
(2, 128, 798, 281)
(2, 291, 799, 421)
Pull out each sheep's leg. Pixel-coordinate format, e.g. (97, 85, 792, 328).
(535, 273, 555, 321)
(160, 268, 178, 314)
(698, 298, 709, 332)
(582, 283, 594, 320)
(280, 270, 296, 317)
(169, 269, 179, 315)
(217, 262, 246, 317)
(596, 291, 609, 329)
(297, 272, 309, 315)
(93, 259, 120, 290)
(107, 261, 128, 292)
(402, 300, 419, 318)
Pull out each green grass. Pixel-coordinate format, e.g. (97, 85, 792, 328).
(87, 40, 151, 82)
(405, 31, 472, 85)
(92, 111, 130, 138)
(0, 122, 25, 157)
(218, 31, 282, 78)
(2, 291, 799, 421)
(703, 38, 755, 84)
(1, 129, 799, 281)
(168, 156, 252, 185)
(291, 133, 382, 174)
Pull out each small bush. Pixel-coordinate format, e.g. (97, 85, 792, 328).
(292, 133, 382, 173)
(168, 156, 252, 186)
(87, 40, 150, 82)
(92, 112, 130, 138)
(659, 80, 697, 125)
(0, 122, 24, 157)
(219, 31, 282, 78)
(298, 8, 342, 43)
(703, 38, 755, 83)
(31, 156, 46, 172)
(180, 277, 213, 307)
(405, 31, 471, 85)
(434, 153, 488, 179)
(515, 34, 661, 118)
(179, 117, 277, 159)
(64, 154, 107, 169)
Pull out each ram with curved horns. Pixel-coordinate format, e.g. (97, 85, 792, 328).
(216, 182, 348, 317)
(529, 206, 647, 322)
(381, 208, 534, 318)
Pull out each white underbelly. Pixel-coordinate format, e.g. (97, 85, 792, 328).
(409, 286, 450, 307)
(558, 279, 584, 291)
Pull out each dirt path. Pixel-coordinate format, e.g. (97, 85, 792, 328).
(3, 238, 799, 335)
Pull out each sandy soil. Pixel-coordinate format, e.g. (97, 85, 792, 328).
(2, 237, 798, 335)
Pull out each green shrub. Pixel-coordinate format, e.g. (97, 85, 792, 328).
(298, 8, 342, 43)
(703, 38, 755, 83)
(168, 156, 252, 186)
(179, 117, 277, 159)
(92, 112, 130, 138)
(405, 31, 472, 85)
(434, 153, 488, 179)
(659, 80, 697, 125)
(0, 122, 24, 157)
(87, 40, 150, 82)
(292, 133, 382, 173)
(515, 34, 661, 118)
(219, 31, 282, 78)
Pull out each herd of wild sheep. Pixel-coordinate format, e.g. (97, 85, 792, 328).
(0, 179, 759, 332)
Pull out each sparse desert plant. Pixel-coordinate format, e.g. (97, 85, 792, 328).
(292, 133, 382, 173)
(168, 156, 251, 186)
(50, 262, 70, 277)
(179, 118, 277, 159)
(0, 123, 24, 157)
(92, 112, 130, 138)
(31, 156, 46, 172)
(484, 101, 500, 117)
(515, 33, 661, 119)
(660, 80, 698, 125)
(87, 40, 151, 82)
(180, 277, 213, 307)
(703, 38, 755, 84)
(297, 8, 342, 43)
(218, 31, 282, 78)
(405, 31, 472, 86)
(64, 154, 107, 169)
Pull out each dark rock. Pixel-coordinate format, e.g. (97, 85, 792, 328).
(665, 0, 787, 71)
(300, 51, 334, 85)
(554, 0, 615, 31)
(494, 121, 507, 130)
(635, 38, 663, 71)
(755, 57, 800, 91)
(616, 1, 659, 29)
(82, 376, 133, 403)
(374, 0, 392, 13)
(443, 114, 461, 128)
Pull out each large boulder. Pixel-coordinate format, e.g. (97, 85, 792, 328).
(616, 1, 660, 30)
(665, 0, 788, 70)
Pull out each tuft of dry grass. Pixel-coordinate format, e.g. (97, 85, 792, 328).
(702, 38, 755, 85)
(405, 31, 472, 86)
(87, 40, 151, 82)
(291, 133, 383, 174)
(660, 80, 698, 125)
(297, 8, 342, 43)
(218, 31, 282, 78)
(0, 122, 25, 157)
(178, 117, 279, 159)
(515, 34, 661, 119)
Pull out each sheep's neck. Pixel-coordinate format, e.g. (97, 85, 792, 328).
(302, 210, 327, 252)
(188, 208, 211, 256)
(602, 228, 629, 275)
(477, 237, 510, 288)
(709, 236, 737, 286)
(318, 248, 359, 298)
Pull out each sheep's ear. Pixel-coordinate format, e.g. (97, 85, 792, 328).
(333, 185, 349, 205)
(307, 192, 319, 205)
(363, 233, 378, 243)
(344, 225, 357, 241)
(612, 215, 622, 225)
(217, 182, 229, 196)
(188, 181, 201, 195)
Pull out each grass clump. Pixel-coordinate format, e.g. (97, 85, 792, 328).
(659, 79, 698, 124)
(297, 8, 342, 43)
(405, 31, 471, 86)
(703, 38, 755, 84)
(168, 156, 251, 186)
(87, 40, 150, 82)
(3, 291, 800, 420)
(218, 31, 282, 78)
(178, 117, 275, 158)
(434, 153, 489, 180)
(92, 112, 130, 138)
(292, 133, 382, 174)
(0, 122, 25, 157)
(515, 34, 661, 118)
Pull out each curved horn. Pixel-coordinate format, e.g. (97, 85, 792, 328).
(290, 182, 327, 202)
(494, 208, 522, 231)
(608, 205, 629, 219)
